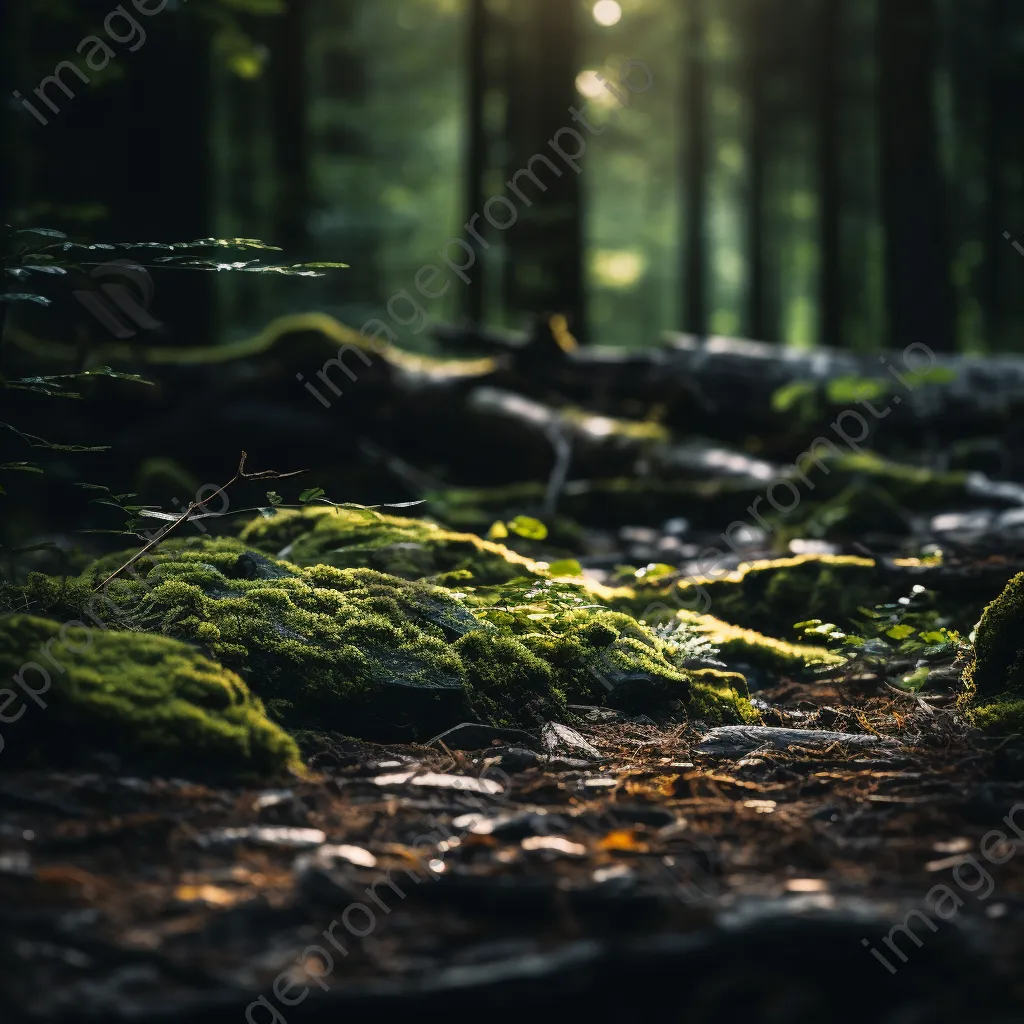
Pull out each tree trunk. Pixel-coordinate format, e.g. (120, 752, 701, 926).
(984, 0, 1008, 351)
(745, 0, 766, 341)
(502, 0, 584, 339)
(464, 0, 489, 326)
(269, 0, 311, 254)
(877, 0, 955, 351)
(817, 0, 842, 347)
(682, 0, 708, 336)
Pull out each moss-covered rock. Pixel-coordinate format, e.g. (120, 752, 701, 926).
(671, 555, 882, 637)
(79, 546, 508, 739)
(673, 609, 843, 679)
(961, 571, 1024, 703)
(467, 594, 759, 725)
(20, 539, 758, 737)
(238, 507, 548, 585)
(959, 571, 1024, 734)
(0, 614, 300, 779)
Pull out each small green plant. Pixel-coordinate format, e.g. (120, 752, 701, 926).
(475, 577, 604, 631)
(795, 584, 965, 692)
(651, 616, 725, 671)
(487, 515, 548, 542)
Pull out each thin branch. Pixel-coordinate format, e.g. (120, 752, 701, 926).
(93, 451, 306, 592)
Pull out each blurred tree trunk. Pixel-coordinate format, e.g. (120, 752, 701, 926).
(65, 22, 215, 344)
(464, 0, 489, 325)
(269, 0, 311, 254)
(984, 0, 1008, 350)
(816, 0, 842, 347)
(878, 0, 954, 351)
(0, 2, 22, 228)
(502, 0, 584, 339)
(745, 0, 766, 341)
(310, 0, 377, 310)
(682, 0, 708, 337)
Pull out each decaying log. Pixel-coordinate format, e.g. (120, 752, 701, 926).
(434, 321, 1024, 451)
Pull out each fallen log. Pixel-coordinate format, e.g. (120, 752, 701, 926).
(433, 321, 1024, 459)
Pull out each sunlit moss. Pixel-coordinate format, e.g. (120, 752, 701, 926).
(968, 699, 1024, 736)
(674, 608, 843, 677)
(673, 555, 881, 637)
(959, 572, 1024, 735)
(239, 506, 549, 585)
(9, 532, 766, 744)
(0, 614, 300, 779)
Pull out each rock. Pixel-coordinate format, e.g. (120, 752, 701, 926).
(541, 722, 602, 760)
(233, 551, 296, 580)
(695, 725, 895, 757)
(520, 836, 588, 857)
(493, 747, 543, 771)
(295, 843, 377, 871)
(195, 826, 326, 850)
(371, 771, 505, 796)
(452, 809, 573, 838)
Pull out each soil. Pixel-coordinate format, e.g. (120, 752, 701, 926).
(3, 689, 1024, 1023)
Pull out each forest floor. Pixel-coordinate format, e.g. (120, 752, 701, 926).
(6, 325, 1024, 1021)
(3, 682, 1024, 1022)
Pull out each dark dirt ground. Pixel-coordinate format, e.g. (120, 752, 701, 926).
(4, 680, 1024, 1024)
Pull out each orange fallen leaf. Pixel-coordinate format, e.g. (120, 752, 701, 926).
(173, 884, 241, 907)
(598, 829, 649, 853)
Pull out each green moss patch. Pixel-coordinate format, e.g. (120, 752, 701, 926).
(0, 614, 300, 779)
(958, 571, 1024, 734)
(968, 698, 1024, 736)
(18, 539, 758, 739)
(674, 609, 843, 678)
(671, 555, 882, 637)
(238, 506, 548, 585)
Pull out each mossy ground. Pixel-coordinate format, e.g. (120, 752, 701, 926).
(673, 609, 842, 679)
(239, 506, 549, 585)
(671, 555, 881, 638)
(0, 614, 300, 779)
(11, 537, 758, 743)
